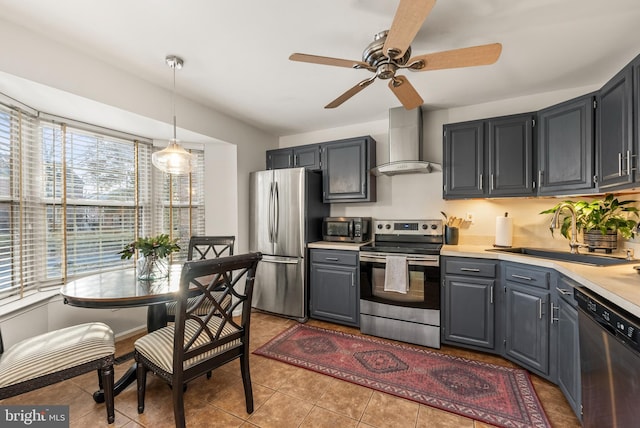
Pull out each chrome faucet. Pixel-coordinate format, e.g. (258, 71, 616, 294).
(550, 203, 581, 254)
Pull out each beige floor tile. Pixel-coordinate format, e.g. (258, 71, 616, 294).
(276, 365, 335, 403)
(246, 391, 313, 428)
(360, 391, 419, 428)
(317, 378, 373, 420)
(299, 406, 359, 428)
(416, 405, 474, 428)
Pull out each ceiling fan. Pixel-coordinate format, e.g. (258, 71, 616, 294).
(289, 0, 502, 110)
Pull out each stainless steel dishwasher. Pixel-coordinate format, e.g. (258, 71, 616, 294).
(575, 287, 640, 428)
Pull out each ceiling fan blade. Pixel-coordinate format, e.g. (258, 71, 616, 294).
(388, 76, 423, 110)
(325, 77, 377, 109)
(289, 53, 370, 69)
(383, 0, 436, 59)
(408, 43, 503, 71)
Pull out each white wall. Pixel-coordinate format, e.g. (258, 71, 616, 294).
(0, 17, 275, 341)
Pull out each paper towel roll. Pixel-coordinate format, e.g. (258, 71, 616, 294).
(495, 216, 513, 247)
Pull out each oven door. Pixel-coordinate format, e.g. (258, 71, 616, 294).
(359, 253, 440, 309)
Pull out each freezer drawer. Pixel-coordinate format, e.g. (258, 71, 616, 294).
(252, 255, 306, 320)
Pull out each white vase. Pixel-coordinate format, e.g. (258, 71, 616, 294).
(137, 255, 169, 281)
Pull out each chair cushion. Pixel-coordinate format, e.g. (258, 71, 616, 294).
(0, 322, 115, 388)
(165, 292, 231, 317)
(135, 317, 240, 374)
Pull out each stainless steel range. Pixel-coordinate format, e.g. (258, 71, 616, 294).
(359, 219, 443, 348)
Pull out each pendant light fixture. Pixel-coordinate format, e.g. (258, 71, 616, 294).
(151, 55, 194, 175)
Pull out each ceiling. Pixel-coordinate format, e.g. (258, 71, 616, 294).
(1, 0, 640, 137)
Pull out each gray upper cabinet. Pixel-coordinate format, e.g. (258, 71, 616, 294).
(443, 120, 486, 198)
(537, 94, 596, 195)
(321, 136, 376, 203)
(443, 114, 534, 199)
(487, 114, 535, 196)
(596, 64, 633, 188)
(266, 144, 321, 171)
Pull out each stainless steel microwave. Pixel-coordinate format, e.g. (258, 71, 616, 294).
(322, 217, 371, 243)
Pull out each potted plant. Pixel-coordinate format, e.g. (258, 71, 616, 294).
(119, 233, 180, 280)
(540, 193, 639, 253)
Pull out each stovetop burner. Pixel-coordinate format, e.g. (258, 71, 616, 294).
(360, 219, 443, 255)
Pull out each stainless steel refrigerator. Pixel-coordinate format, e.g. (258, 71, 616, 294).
(249, 167, 328, 321)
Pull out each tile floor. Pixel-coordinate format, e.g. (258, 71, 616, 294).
(1, 312, 582, 427)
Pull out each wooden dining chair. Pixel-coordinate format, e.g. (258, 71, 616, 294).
(134, 252, 262, 428)
(0, 322, 116, 424)
(164, 235, 235, 323)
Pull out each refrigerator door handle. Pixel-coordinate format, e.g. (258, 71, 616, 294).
(268, 182, 274, 242)
(261, 255, 300, 265)
(274, 182, 280, 242)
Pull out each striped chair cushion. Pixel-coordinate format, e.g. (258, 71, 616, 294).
(165, 292, 231, 317)
(0, 322, 115, 388)
(135, 317, 240, 374)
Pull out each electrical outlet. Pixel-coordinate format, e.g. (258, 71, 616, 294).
(465, 212, 474, 223)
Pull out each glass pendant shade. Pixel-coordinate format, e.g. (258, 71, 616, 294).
(152, 54, 193, 175)
(152, 138, 194, 174)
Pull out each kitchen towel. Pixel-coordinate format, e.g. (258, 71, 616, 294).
(384, 255, 409, 294)
(495, 215, 513, 247)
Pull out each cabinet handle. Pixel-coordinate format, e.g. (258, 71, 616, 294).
(479, 174, 483, 190)
(289, 154, 292, 166)
(325, 257, 339, 261)
(538, 170, 543, 186)
(460, 267, 481, 272)
(490, 285, 494, 304)
(490, 174, 495, 191)
(539, 299, 544, 320)
(293, 154, 298, 166)
(619, 152, 623, 176)
(511, 274, 533, 281)
(551, 303, 559, 324)
(556, 287, 572, 295)
(351, 272, 355, 287)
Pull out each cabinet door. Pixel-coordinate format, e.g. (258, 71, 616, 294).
(487, 114, 535, 196)
(597, 65, 633, 188)
(443, 120, 485, 198)
(266, 148, 294, 170)
(293, 145, 321, 170)
(556, 296, 581, 420)
(504, 282, 550, 375)
(538, 94, 595, 195)
(310, 262, 358, 326)
(443, 276, 495, 349)
(322, 136, 376, 203)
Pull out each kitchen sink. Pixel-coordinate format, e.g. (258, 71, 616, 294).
(486, 247, 637, 266)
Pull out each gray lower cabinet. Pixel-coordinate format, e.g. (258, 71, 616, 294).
(309, 249, 359, 327)
(442, 257, 497, 351)
(554, 275, 582, 421)
(503, 263, 551, 377)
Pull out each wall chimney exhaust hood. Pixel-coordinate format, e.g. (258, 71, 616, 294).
(372, 106, 439, 176)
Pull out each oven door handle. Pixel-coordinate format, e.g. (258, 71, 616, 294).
(359, 253, 439, 266)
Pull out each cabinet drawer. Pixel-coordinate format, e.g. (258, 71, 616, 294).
(311, 249, 357, 266)
(445, 258, 496, 278)
(504, 264, 549, 289)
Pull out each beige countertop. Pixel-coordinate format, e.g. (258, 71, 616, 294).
(442, 244, 640, 318)
(308, 241, 370, 251)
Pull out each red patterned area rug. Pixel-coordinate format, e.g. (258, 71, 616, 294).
(254, 324, 551, 428)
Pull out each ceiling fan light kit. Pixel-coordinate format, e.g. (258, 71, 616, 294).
(151, 55, 194, 175)
(289, 0, 502, 110)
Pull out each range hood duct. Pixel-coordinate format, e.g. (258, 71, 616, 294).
(372, 106, 438, 176)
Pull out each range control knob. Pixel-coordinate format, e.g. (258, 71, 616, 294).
(422, 224, 428, 230)
(431, 224, 438, 229)
(377, 224, 383, 230)
(385, 224, 391, 229)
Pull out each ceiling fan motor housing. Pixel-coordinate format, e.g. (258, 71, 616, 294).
(362, 30, 412, 70)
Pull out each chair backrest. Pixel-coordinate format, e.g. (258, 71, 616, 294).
(187, 236, 235, 261)
(172, 252, 261, 381)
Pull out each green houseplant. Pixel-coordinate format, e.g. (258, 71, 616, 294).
(119, 234, 180, 280)
(540, 194, 639, 251)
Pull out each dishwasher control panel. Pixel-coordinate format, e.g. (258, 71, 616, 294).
(575, 287, 640, 352)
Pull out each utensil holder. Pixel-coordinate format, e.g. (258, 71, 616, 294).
(445, 226, 459, 245)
